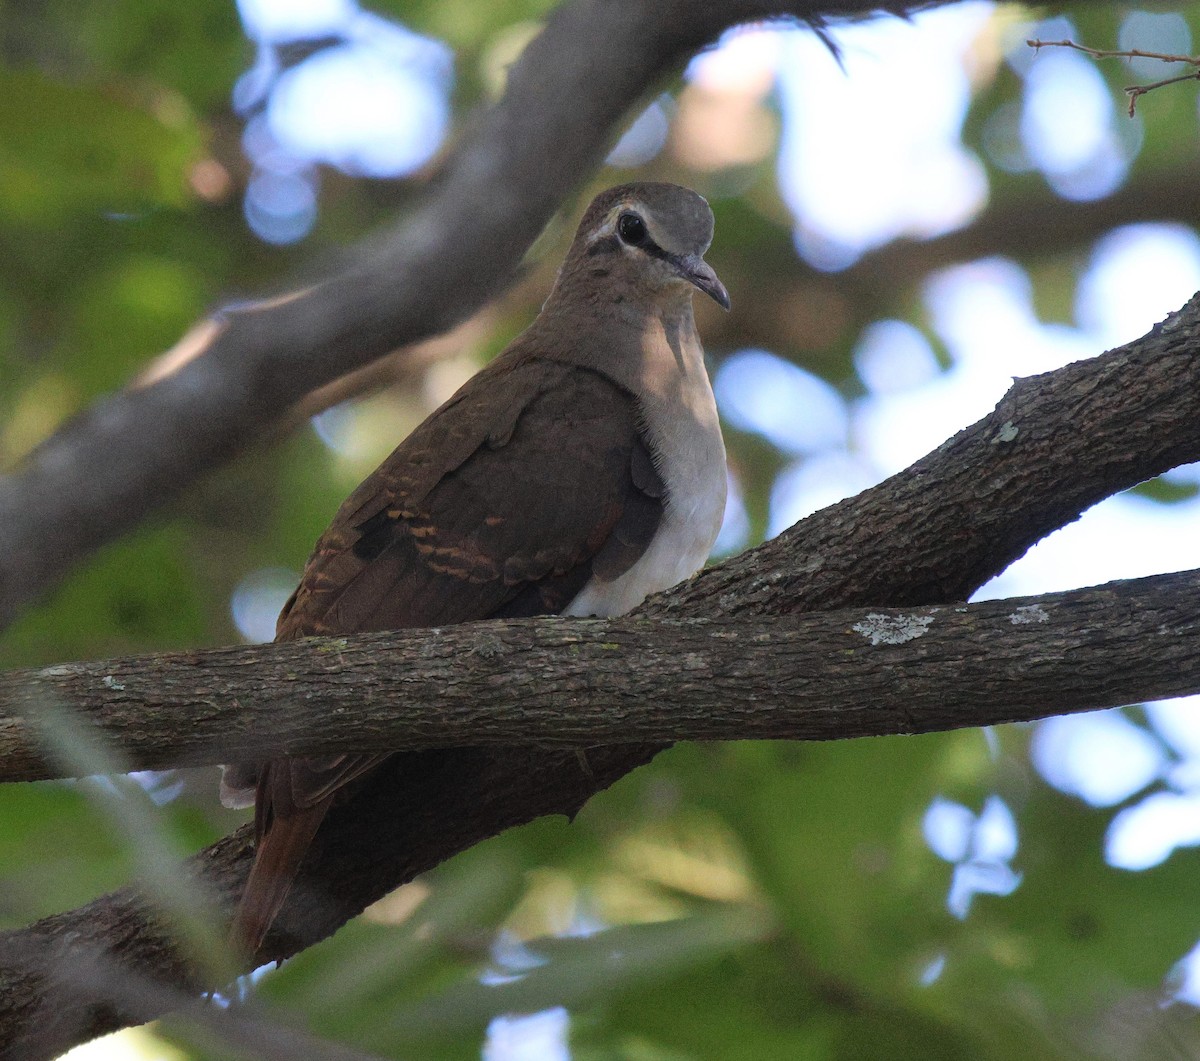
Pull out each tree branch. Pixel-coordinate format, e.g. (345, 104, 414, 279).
(2, 284, 1200, 1061)
(0, 0, 911, 629)
(1, 570, 1198, 782)
(672, 294, 1200, 619)
(2, 286, 1200, 1056)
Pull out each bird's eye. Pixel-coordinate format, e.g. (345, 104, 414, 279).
(617, 212, 647, 246)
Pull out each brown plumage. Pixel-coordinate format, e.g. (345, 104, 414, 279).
(227, 182, 729, 954)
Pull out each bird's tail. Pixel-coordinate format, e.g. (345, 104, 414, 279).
(230, 800, 332, 957)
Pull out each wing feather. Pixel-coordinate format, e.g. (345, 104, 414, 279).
(231, 353, 665, 952)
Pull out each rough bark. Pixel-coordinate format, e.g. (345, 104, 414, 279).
(2, 570, 1199, 782)
(669, 294, 1200, 618)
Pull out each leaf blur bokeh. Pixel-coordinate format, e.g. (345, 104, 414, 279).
(6, 0, 1200, 1057)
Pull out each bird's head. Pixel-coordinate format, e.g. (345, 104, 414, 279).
(562, 182, 730, 313)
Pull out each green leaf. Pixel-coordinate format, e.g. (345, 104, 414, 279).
(1127, 474, 1200, 505)
(0, 523, 210, 668)
(0, 68, 203, 225)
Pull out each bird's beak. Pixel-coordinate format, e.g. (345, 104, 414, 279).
(679, 255, 731, 311)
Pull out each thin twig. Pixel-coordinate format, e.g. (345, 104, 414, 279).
(1028, 38, 1200, 66)
(1125, 70, 1200, 117)
(1027, 37, 1200, 115)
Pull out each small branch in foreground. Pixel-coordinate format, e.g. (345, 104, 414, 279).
(1, 932, 387, 1061)
(1027, 38, 1200, 115)
(3, 569, 1199, 782)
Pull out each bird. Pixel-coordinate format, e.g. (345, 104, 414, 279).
(224, 181, 730, 954)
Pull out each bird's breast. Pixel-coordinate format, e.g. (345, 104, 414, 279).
(564, 363, 726, 619)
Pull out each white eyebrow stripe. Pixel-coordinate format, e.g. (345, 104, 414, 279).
(584, 201, 650, 244)
(584, 223, 616, 245)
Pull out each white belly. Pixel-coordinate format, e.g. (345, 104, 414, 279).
(564, 391, 726, 618)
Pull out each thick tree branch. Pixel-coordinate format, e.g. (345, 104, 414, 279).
(1, 570, 1197, 782)
(1, 288, 1200, 1057)
(0, 0, 912, 629)
(671, 293, 1200, 618)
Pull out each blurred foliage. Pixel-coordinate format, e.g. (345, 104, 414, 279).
(3, 0, 1200, 1059)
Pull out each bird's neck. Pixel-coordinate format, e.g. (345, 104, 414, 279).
(532, 288, 708, 404)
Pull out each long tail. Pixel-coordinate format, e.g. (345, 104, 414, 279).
(230, 798, 333, 957)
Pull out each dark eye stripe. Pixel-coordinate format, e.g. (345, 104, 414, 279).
(638, 238, 674, 265)
(588, 221, 678, 267)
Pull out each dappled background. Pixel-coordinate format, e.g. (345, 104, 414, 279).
(5, 0, 1200, 1057)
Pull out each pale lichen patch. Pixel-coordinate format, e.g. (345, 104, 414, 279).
(470, 635, 505, 659)
(38, 664, 74, 678)
(102, 675, 125, 691)
(992, 421, 1019, 444)
(1009, 604, 1049, 625)
(852, 613, 934, 646)
(315, 638, 350, 652)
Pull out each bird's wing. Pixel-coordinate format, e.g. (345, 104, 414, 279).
(276, 355, 663, 637)
(232, 355, 664, 952)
